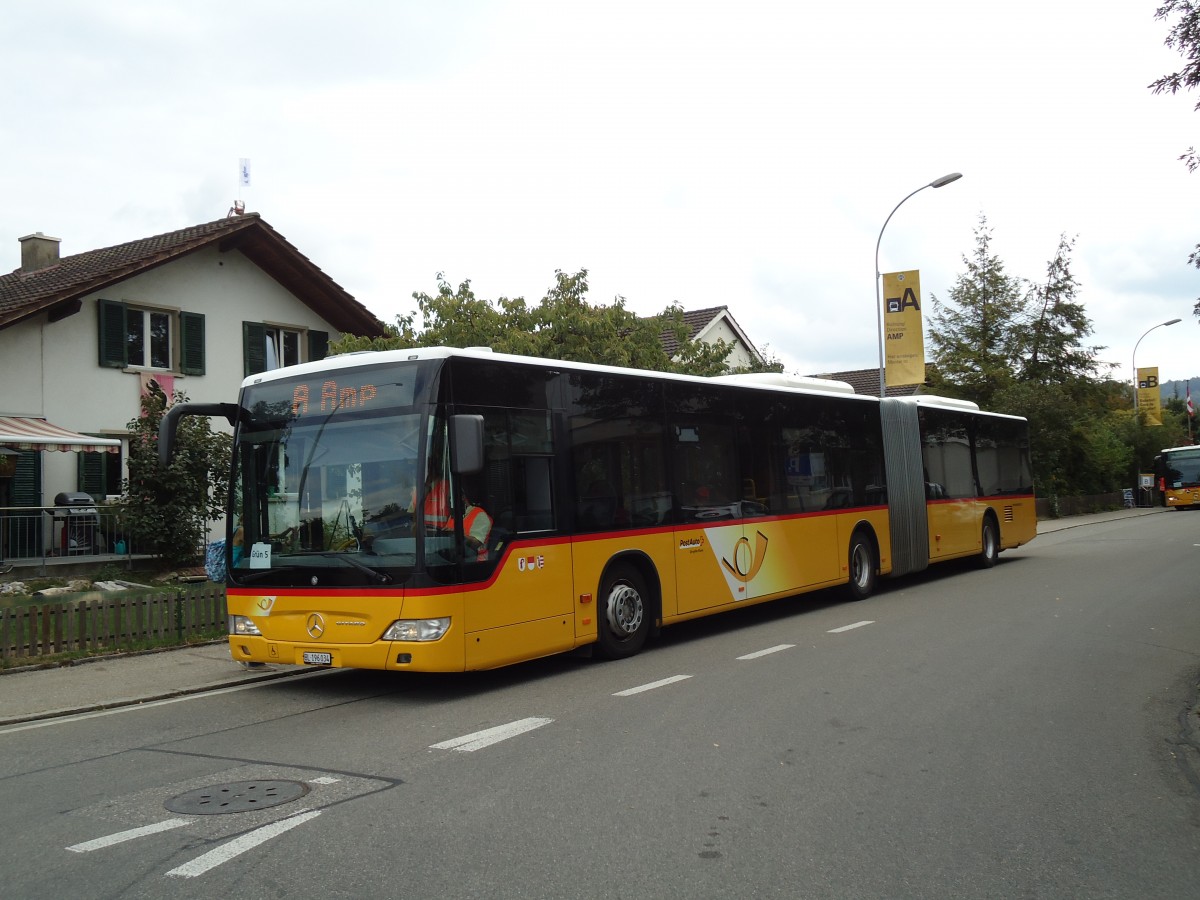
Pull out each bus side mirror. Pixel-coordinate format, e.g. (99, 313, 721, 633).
(157, 401, 240, 466)
(451, 414, 484, 475)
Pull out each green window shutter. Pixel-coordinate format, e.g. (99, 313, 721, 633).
(308, 330, 329, 362)
(97, 299, 127, 368)
(78, 451, 105, 497)
(180, 311, 206, 375)
(10, 450, 41, 506)
(243, 322, 267, 376)
(6, 451, 42, 557)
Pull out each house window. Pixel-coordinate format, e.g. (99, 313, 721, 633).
(243, 322, 329, 376)
(128, 308, 172, 369)
(265, 326, 302, 370)
(98, 300, 205, 375)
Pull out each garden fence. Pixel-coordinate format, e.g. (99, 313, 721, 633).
(1, 584, 226, 663)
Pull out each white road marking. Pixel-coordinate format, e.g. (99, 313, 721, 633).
(164, 809, 322, 878)
(827, 621, 874, 633)
(430, 717, 554, 752)
(309, 776, 340, 785)
(737, 644, 796, 660)
(67, 818, 191, 853)
(612, 674, 693, 696)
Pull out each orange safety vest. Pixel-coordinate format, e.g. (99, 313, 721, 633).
(463, 505, 490, 559)
(424, 480, 452, 531)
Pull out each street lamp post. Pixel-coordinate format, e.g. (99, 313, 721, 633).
(874, 172, 963, 397)
(1131, 318, 1182, 409)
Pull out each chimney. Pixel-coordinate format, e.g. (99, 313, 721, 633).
(19, 232, 61, 272)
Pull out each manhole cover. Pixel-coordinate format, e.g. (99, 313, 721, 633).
(164, 780, 310, 815)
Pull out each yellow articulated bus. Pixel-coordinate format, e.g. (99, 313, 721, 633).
(160, 347, 1036, 672)
(1154, 445, 1200, 509)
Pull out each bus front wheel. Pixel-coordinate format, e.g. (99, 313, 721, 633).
(845, 531, 877, 601)
(596, 566, 651, 660)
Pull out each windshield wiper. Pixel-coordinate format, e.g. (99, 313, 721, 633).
(235, 565, 303, 586)
(232, 555, 393, 586)
(312, 554, 396, 588)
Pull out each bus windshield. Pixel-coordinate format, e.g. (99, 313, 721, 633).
(1163, 447, 1200, 488)
(229, 361, 442, 586)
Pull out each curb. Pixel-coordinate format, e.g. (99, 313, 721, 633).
(0, 664, 313, 728)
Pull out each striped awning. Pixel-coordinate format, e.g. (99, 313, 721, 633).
(0, 417, 121, 453)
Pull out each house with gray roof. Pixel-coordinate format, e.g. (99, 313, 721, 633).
(808, 367, 923, 398)
(659, 306, 765, 370)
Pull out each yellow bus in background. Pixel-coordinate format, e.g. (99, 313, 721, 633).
(160, 347, 1036, 672)
(1155, 445, 1200, 509)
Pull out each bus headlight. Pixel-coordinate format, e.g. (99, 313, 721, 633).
(382, 618, 450, 642)
(229, 615, 262, 636)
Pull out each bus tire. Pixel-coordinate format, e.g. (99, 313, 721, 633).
(845, 530, 877, 602)
(978, 517, 999, 569)
(595, 565, 651, 660)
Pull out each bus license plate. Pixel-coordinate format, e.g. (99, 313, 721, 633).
(302, 651, 332, 666)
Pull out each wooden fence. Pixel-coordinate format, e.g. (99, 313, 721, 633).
(0, 584, 227, 663)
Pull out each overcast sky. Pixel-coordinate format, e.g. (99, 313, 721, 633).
(4, 1, 1199, 387)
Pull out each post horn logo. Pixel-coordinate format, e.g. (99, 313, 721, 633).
(306, 613, 326, 639)
(721, 531, 768, 583)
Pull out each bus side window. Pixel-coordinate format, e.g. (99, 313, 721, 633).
(476, 408, 556, 536)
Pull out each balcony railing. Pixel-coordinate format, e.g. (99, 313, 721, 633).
(0, 504, 156, 574)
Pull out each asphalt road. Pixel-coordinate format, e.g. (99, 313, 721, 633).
(1, 512, 1198, 899)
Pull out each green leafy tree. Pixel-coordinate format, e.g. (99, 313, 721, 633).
(329, 268, 780, 376)
(118, 384, 231, 567)
(1150, 1, 1200, 301)
(926, 216, 1027, 408)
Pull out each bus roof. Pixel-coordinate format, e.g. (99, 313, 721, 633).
(243, 347, 1027, 421)
(893, 395, 980, 411)
(244, 346, 874, 401)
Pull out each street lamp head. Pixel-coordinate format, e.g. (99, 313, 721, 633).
(1164, 318, 1182, 326)
(930, 172, 963, 189)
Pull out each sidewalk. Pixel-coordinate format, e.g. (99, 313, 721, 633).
(0, 642, 309, 727)
(1034, 504, 1168, 533)
(0, 506, 1173, 727)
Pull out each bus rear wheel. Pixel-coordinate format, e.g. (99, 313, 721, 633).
(845, 531, 877, 601)
(978, 518, 999, 569)
(596, 565, 651, 660)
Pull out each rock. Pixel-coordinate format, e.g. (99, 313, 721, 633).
(32, 585, 78, 597)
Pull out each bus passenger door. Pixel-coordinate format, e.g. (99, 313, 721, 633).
(920, 409, 979, 560)
(456, 408, 575, 667)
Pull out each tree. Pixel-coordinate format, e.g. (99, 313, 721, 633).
(926, 216, 1027, 408)
(1020, 234, 1106, 385)
(329, 268, 781, 376)
(118, 384, 231, 567)
(1150, 1, 1200, 298)
(927, 219, 1129, 501)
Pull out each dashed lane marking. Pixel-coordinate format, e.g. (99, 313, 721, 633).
(827, 621, 874, 633)
(612, 674, 693, 697)
(737, 644, 796, 660)
(429, 717, 554, 752)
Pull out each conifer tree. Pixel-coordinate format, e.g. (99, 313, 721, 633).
(926, 216, 1027, 408)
